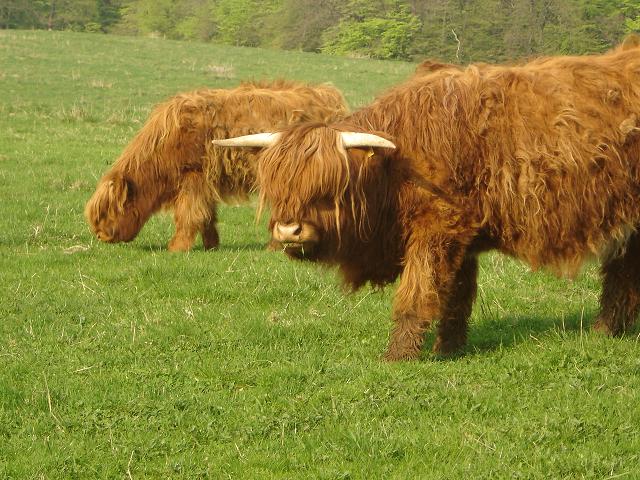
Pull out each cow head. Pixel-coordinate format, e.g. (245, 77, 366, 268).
(84, 173, 144, 243)
(214, 124, 395, 262)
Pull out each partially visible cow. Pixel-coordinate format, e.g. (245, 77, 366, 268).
(413, 59, 459, 76)
(215, 38, 640, 360)
(85, 80, 348, 251)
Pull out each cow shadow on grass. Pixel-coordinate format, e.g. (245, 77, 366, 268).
(424, 308, 639, 360)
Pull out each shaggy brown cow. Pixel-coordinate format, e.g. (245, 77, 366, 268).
(215, 39, 640, 360)
(84, 80, 348, 251)
(413, 59, 459, 76)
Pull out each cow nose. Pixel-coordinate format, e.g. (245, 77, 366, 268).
(275, 222, 303, 241)
(96, 228, 114, 242)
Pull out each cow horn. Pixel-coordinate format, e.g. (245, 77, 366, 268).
(212, 132, 281, 147)
(341, 132, 396, 149)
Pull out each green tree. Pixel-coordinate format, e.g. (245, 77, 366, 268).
(273, 0, 343, 52)
(0, 0, 46, 29)
(409, 0, 510, 63)
(322, 2, 421, 59)
(0, 0, 125, 32)
(622, 0, 640, 33)
(97, 0, 124, 31)
(2, 0, 635, 62)
(213, 0, 281, 47)
(173, 0, 216, 41)
(118, 0, 177, 36)
(116, 0, 215, 39)
(49, 0, 100, 31)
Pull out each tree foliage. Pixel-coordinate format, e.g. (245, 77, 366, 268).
(322, 4, 421, 59)
(2, 0, 639, 62)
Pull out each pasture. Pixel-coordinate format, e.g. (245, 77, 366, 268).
(1, 30, 639, 478)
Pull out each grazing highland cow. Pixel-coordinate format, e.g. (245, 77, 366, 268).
(215, 39, 640, 360)
(413, 59, 459, 76)
(85, 81, 348, 251)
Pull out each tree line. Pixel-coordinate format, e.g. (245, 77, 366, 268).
(3, 0, 639, 62)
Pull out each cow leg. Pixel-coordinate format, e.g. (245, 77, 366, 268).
(168, 171, 210, 252)
(201, 203, 220, 250)
(432, 254, 478, 355)
(593, 231, 640, 335)
(168, 215, 200, 252)
(384, 237, 467, 361)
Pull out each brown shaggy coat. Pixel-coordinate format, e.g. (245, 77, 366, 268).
(84, 80, 348, 251)
(413, 59, 460, 76)
(250, 39, 640, 360)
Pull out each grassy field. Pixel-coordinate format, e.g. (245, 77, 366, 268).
(1, 30, 639, 479)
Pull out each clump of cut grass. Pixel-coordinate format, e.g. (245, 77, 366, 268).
(204, 64, 235, 79)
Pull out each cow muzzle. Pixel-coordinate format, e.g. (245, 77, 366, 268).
(272, 221, 320, 246)
(95, 227, 115, 243)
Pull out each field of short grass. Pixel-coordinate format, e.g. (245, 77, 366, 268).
(1, 30, 639, 479)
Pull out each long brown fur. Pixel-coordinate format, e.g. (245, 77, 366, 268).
(253, 37, 640, 360)
(84, 80, 348, 251)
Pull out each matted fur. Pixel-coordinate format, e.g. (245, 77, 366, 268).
(253, 37, 640, 360)
(84, 80, 348, 251)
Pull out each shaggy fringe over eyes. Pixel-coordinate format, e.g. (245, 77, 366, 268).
(257, 124, 373, 242)
(84, 176, 128, 227)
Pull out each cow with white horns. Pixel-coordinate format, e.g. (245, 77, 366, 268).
(215, 37, 640, 360)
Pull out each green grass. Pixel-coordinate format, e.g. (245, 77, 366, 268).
(1, 30, 639, 479)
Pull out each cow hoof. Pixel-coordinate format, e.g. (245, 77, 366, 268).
(168, 240, 192, 252)
(432, 337, 465, 356)
(592, 317, 622, 337)
(203, 233, 220, 250)
(382, 348, 420, 362)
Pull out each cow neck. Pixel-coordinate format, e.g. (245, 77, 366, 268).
(123, 154, 174, 221)
(335, 152, 410, 290)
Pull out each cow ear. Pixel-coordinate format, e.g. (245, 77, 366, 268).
(108, 174, 129, 214)
(288, 109, 307, 124)
(620, 33, 640, 51)
(348, 147, 379, 162)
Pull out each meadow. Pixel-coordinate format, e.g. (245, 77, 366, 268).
(1, 30, 639, 479)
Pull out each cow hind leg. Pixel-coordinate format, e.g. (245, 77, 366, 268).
(594, 231, 640, 336)
(201, 203, 220, 250)
(432, 255, 478, 355)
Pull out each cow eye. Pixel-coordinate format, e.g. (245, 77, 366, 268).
(125, 179, 136, 199)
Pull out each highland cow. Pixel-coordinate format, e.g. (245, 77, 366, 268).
(85, 81, 348, 251)
(215, 38, 640, 360)
(413, 59, 459, 76)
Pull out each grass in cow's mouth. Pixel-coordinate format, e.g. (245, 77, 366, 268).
(282, 242, 305, 254)
(2, 30, 638, 480)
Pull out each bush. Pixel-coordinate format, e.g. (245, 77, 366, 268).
(321, 6, 420, 60)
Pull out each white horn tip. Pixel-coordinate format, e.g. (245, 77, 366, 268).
(340, 132, 396, 150)
(212, 132, 280, 148)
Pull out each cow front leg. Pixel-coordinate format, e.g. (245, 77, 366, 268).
(168, 217, 200, 252)
(168, 171, 212, 252)
(594, 231, 640, 335)
(432, 254, 478, 355)
(385, 312, 436, 362)
(384, 238, 466, 361)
